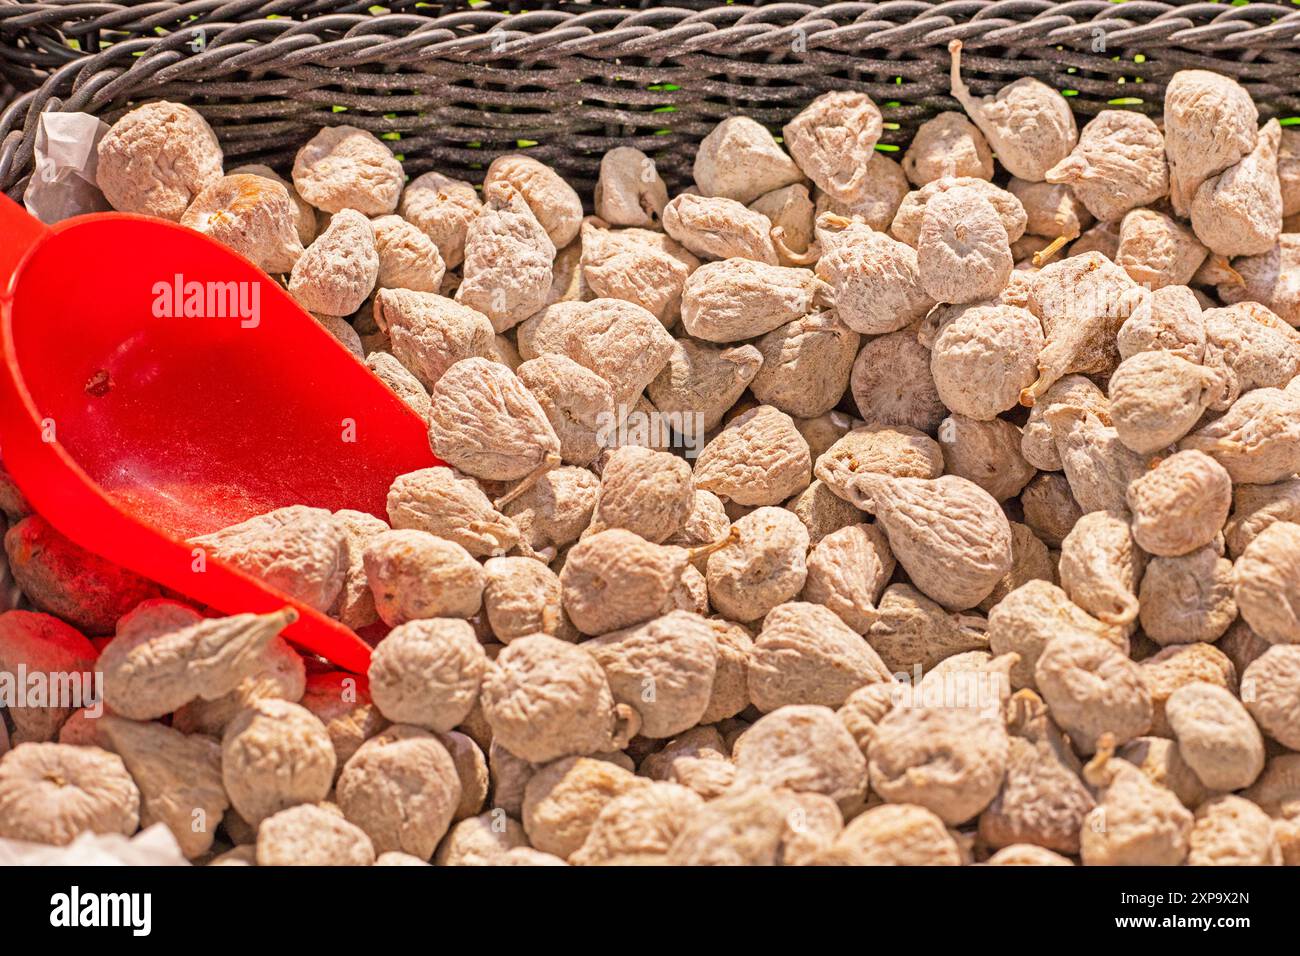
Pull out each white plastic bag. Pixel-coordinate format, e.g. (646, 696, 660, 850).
(22, 111, 113, 224)
(0, 823, 191, 865)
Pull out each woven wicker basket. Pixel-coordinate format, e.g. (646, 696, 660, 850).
(3, 1, 1300, 201)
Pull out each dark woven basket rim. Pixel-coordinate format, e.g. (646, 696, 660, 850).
(4, 1, 1300, 198)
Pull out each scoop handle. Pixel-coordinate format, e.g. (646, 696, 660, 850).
(0, 195, 49, 297)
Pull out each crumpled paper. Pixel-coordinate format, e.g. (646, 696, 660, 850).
(0, 823, 191, 866)
(22, 111, 113, 224)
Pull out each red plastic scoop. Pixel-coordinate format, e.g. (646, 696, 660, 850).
(0, 195, 440, 673)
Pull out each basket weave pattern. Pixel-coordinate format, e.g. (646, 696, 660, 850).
(4, 1, 1300, 198)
